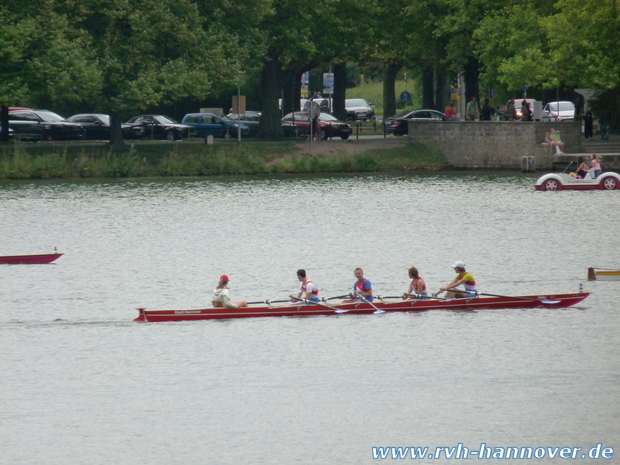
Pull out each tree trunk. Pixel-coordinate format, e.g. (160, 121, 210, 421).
(332, 62, 347, 121)
(258, 53, 285, 140)
(109, 111, 129, 151)
(422, 65, 435, 109)
(0, 107, 9, 143)
(463, 57, 480, 104)
(382, 61, 402, 119)
(435, 68, 447, 113)
(282, 69, 303, 118)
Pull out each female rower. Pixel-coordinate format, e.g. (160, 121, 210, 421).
(405, 267, 428, 299)
(212, 274, 248, 308)
(440, 261, 477, 298)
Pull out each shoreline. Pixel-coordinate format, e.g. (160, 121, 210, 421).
(0, 138, 454, 180)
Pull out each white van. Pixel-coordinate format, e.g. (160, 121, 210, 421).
(542, 101, 575, 122)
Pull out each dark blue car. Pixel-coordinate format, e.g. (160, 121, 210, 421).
(182, 113, 250, 138)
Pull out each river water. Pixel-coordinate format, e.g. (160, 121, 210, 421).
(1, 172, 619, 464)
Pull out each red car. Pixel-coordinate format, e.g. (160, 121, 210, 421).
(282, 112, 352, 140)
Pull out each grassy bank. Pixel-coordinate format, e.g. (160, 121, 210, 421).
(0, 139, 449, 179)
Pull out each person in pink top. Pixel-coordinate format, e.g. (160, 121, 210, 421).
(405, 266, 428, 298)
(590, 154, 601, 179)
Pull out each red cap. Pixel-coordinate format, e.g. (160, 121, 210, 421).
(220, 274, 230, 281)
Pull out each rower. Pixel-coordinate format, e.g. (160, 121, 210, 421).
(342, 267, 373, 303)
(439, 261, 477, 298)
(290, 269, 320, 303)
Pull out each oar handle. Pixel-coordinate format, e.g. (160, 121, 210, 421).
(324, 294, 351, 301)
(269, 299, 292, 304)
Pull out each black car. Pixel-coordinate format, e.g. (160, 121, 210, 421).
(387, 109, 445, 136)
(67, 113, 136, 140)
(125, 115, 192, 141)
(8, 110, 85, 141)
(226, 111, 261, 137)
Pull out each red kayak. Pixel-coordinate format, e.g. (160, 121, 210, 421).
(134, 292, 589, 323)
(0, 253, 63, 264)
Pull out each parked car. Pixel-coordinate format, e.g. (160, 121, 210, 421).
(281, 112, 352, 139)
(511, 99, 537, 119)
(67, 113, 136, 140)
(125, 115, 192, 141)
(542, 101, 575, 122)
(387, 109, 445, 136)
(225, 111, 261, 137)
(182, 113, 250, 138)
(8, 109, 85, 141)
(345, 98, 374, 121)
(0, 126, 15, 140)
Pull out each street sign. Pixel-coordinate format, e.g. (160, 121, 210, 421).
(323, 73, 334, 95)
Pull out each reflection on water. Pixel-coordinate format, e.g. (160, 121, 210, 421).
(1, 172, 619, 464)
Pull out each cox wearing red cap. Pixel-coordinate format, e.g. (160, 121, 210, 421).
(212, 274, 247, 308)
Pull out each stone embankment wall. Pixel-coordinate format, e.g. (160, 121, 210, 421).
(406, 120, 583, 170)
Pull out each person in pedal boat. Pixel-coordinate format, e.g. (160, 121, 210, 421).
(212, 275, 248, 308)
(405, 266, 428, 299)
(290, 269, 320, 303)
(440, 261, 477, 298)
(342, 267, 373, 303)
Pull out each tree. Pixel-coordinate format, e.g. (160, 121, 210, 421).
(0, 1, 100, 141)
(65, 0, 252, 149)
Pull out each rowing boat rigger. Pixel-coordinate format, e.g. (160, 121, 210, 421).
(134, 292, 590, 323)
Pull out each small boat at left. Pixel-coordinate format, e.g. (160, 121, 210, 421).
(0, 253, 63, 264)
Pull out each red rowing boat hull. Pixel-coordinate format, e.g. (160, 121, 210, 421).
(134, 292, 590, 323)
(0, 253, 63, 264)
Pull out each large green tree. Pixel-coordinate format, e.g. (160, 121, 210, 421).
(0, 1, 100, 141)
(66, 0, 252, 149)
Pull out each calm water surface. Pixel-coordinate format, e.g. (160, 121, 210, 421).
(1, 172, 619, 464)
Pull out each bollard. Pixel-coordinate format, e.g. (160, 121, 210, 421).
(521, 156, 528, 173)
(521, 156, 535, 172)
(205, 135, 214, 145)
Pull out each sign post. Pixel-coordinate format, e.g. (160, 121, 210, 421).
(323, 72, 334, 113)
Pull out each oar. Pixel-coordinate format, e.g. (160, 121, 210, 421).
(360, 294, 386, 314)
(335, 294, 384, 314)
(290, 296, 345, 313)
(268, 299, 294, 305)
(324, 294, 351, 301)
(473, 292, 560, 304)
(404, 292, 450, 301)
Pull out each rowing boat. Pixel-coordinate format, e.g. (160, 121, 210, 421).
(134, 292, 589, 323)
(0, 253, 63, 264)
(588, 267, 620, 281)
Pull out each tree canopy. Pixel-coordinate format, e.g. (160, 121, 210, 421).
(1, 0, 619, 145)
